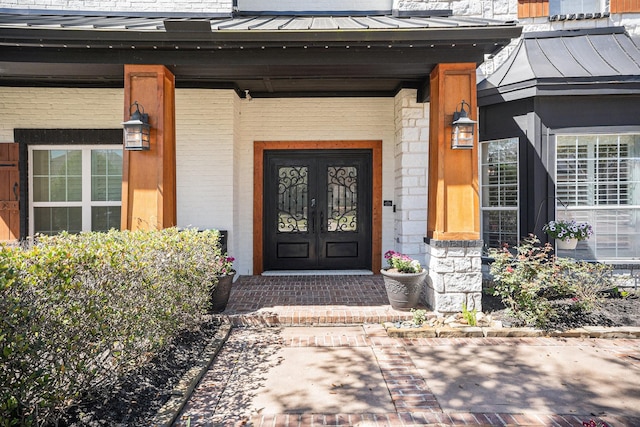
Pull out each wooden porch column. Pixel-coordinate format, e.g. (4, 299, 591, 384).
(122, 65, 176, 231)
(427, 63, 480, 240)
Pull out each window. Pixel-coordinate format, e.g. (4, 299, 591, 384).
(556, 134, 640, 260)
(29, 146, 123, 235)
(550, 0, 607, 15)
(480, 138, 520, 250)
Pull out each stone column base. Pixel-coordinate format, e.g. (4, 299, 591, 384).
(422, 239, 483, 314)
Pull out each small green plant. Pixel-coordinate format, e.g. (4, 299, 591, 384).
(462, 303, 477, 326)
(410, 308, 427, 326)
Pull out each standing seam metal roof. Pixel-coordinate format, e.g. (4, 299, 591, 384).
(0, 10, 514, 32)
(478, 27, 640, 102)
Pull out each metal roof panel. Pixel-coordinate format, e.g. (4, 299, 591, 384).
(538, 37, 592, 77)
(479, 27, 640, 103)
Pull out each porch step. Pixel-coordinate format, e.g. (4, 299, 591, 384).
(216, 306, 420, 327)
(213, 274, 425, 326)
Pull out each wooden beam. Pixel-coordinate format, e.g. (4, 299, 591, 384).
(121, 65, 176, 231)
(427, 63, 480, 241)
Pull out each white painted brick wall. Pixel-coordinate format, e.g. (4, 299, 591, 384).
(175, 90, 235, 243)
(3, 0, 233, 13)
(236, 96, 396, 275)
(393, 89, 428, 266)
(0, 88, 122, 141)
(0, 87, 395, 275)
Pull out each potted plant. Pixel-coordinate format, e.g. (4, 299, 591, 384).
(380, 250, 427, 311)
(210, 254, 235, 313)
(543, 219, 593, 250)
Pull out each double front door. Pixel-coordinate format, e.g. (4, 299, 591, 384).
(264, 149, 372, 270)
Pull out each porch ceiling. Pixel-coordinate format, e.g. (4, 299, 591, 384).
(0, 9, 521, 98)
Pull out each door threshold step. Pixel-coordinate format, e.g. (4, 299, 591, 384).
(261, 270, 374, 276)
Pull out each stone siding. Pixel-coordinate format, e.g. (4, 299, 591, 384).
(424, 240, 483, 313)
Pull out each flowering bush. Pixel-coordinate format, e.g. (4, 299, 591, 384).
(384, 250, 423, 273)
(488, 235, 613, 328)
(543, 219, 593, 241)
(214, 254, 235, 276)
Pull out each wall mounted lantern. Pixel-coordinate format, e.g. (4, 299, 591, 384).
(122, 101, 150, 151)
(451, 100, 477, 150)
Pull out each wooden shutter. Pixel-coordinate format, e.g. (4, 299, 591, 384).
(611, 0, 640, 13)
(518, 0, 549, 17)
(0, 143, 20, 242)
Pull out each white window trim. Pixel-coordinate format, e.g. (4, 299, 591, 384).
(28, 145, 123, 236)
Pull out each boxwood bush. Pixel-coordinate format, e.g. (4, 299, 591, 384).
(0, 228, 224, 426)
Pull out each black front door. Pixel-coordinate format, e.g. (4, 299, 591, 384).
(264, 149, 372, 270)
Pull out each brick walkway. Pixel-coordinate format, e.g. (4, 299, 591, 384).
(176, 326, 640, 427)
(174, 275, 640, 427)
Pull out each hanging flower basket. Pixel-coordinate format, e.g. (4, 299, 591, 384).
(556, 238, 578, 250)
(543, 219, 592, 250)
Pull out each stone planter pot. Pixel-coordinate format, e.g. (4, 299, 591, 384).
(557, 238, 578, 250)
(380, 268, 428, 311)
(210, 271, 235, 313)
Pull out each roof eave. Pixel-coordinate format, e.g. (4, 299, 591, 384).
(0, 25, 522, 47)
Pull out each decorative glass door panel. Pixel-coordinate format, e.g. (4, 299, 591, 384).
(264, 150, 372, 270)
(278, 166, 308, 233)
(327, 166, 358, 232)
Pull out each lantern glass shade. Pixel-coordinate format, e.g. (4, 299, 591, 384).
(122, 101, 151, 151)
(122, 119, 150, 150)
(451, 100, 477, 150)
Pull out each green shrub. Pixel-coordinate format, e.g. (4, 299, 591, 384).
(0, 228, 224, 425)
(488, 235, 612, 328)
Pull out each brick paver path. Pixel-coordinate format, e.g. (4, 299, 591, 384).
(174, 275, 640, 426)
(175, 326, 640, 427)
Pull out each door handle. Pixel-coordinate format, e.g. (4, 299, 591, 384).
(311, 211, 316, 233)
(13, 182, 18, 201)
(320, 211, 324, 233)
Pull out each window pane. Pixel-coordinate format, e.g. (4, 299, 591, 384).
(32, 177, 49, 202)
(481, 138, 519, 251)
(33, 150, 82, 202)
(482, 210, 518, 249)
(92, 206, 121, 232)
(556, 134, 640, 260)
(31, 146, 122, 236)
(92, 149, 123, 202)
(33, 150, 49, 175)
(34, 207, 82, 235)
(550, 0, 603, 15)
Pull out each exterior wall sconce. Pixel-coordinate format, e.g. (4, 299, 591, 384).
(122, 101, 151, 151)
(451, 100, 477, 150)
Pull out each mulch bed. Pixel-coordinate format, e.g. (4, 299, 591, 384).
(482, 290, 640, 330)
(58, 319, 222, 427)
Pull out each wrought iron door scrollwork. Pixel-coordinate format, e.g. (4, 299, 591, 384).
(327, 166, 358, 232)
(277, 166, 308, 233)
